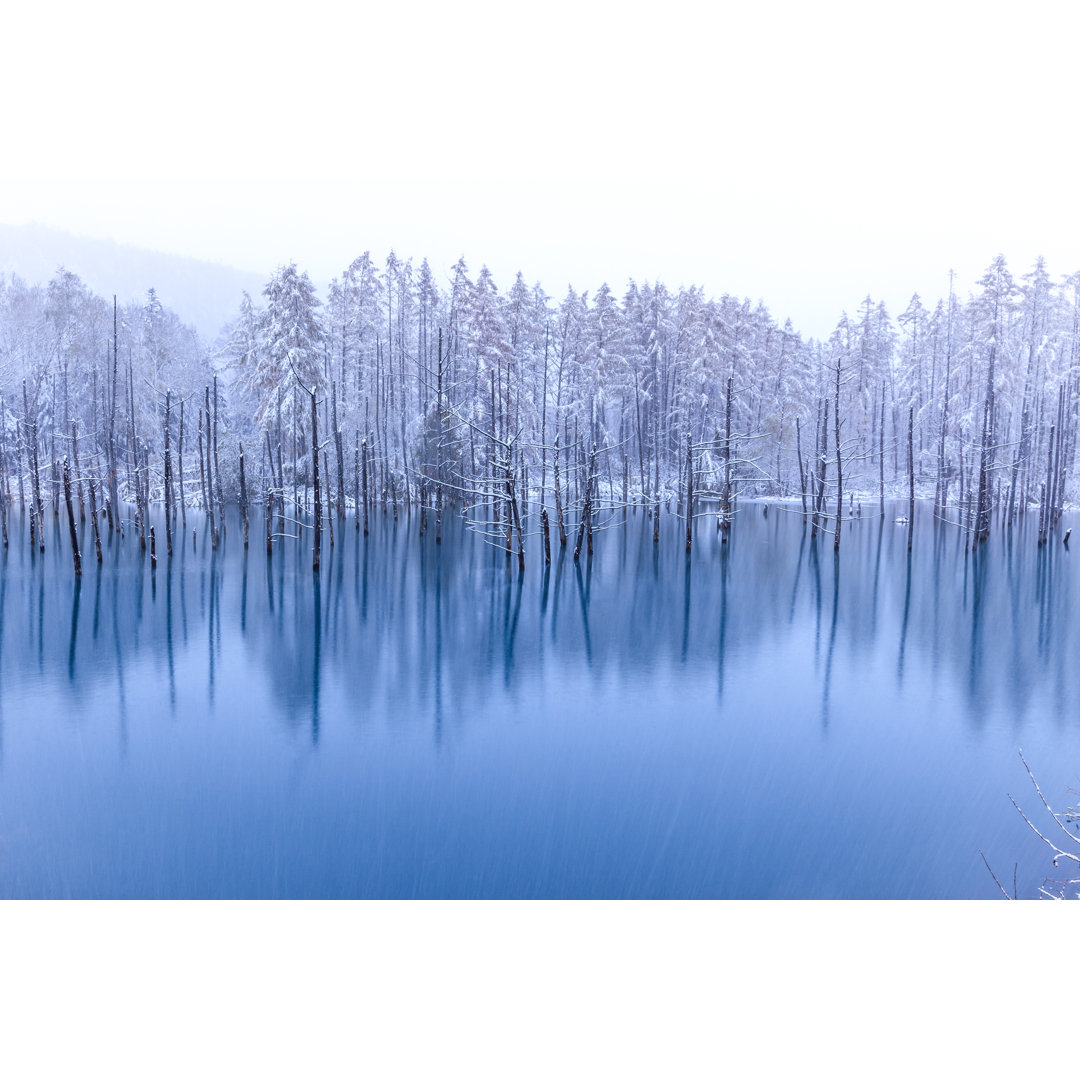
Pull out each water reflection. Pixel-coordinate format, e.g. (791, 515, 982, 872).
(1, 501, 1079, 898)
(120, 504, 1080, 726)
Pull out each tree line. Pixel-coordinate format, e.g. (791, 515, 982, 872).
(1, 250, 1078, 570)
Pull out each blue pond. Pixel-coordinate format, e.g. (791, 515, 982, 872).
(0, 501, 1078, 898)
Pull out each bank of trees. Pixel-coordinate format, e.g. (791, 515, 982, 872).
(2, 250, 1080, 566)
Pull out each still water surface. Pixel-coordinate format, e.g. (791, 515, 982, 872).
(1, 502, 1078, 898)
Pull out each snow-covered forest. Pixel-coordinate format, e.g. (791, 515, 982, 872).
(1, 252, 1077, 560)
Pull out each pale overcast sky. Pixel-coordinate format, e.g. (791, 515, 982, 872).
(3, 0, 1079, 339)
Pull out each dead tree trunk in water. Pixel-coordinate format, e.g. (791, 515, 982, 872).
(1050, 383, 1065, 530)
(239, 441, 249, 548)
(796, 416, 807, 518)
(71, 419, 84, 521)
(0, 452, 7, 548)
(434, 328, 447, 545)
(163, 391, 173, 557)
(1039, 424, 1054, 546)
(31, 410, 44, 553)
(908, 406, 915, 553)
(24, 380, 44, 552)
(324, 450, 335, 549)
(265, 469, 274, 557)
(685, 431, 694, 553)
(811, 397, 828, 540)
(198, 409, 208, 532)
(361, 436, 369, 537)
(974, 348, 995, 548)
(88, 477, 102, 563)
(204, 386, 219, 549)
(50, 429, 60, 520)
(652, 411, 661, 546)
(126, 361, 144, 552)
(107, 297, 120, 531)
(586, 444, 597, 558)
(213, 376, 224, 541)
(937, 274, 954, 520)
(554, 430, 567, 547)
(15, 418, 25, 514)
(503, 457, 513, 561)
(834, 363, 843, 552)
(311, 386, 322, 572)
(63, 457, 81, 577)
(264, 429, 281, 540)
(507, 459, 526, 571)
(354, 433, 361, 533)
(721, 374, 733, 540)
(574, 445, 596, 562)
(332, 381, 346, 521)
(178, 398, 186, 530)
(879, 383, 886, 520)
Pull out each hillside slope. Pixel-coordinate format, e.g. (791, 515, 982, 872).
(0, 222, 266, 342)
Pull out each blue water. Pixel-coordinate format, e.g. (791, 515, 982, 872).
(1, 501, 1077, 898)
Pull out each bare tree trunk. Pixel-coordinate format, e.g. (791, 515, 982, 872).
(265, 472, 274, 557)
(796, 415, 807, 518)
(24, 381, 39, 550)
(722, 374, 733, 539)
(586, 444, 596, 558)
(205, 386, 218, 549)
(324, 450, 334, 548)
(0, 398, 9, 516)
(354, 432, 361, 533)
(1040, 425, 1054, 546)
(163, 392, 173, 556)
(0, 448, 7, 548)
(908, 405, 915, 553)
(311, 387, 322, 572)
(362, 436, 369, 537)
(652, 411, 661, 545)
(1051, 383, 1065, 529)
(63, 457, 81, 576)
(71, 419, 84, 521)
(504, 456, 513, 560)
(508, 462, 525, 571)
(333, 381, 346, 521)
(812, 398, 828, 540)
(108, 297, 120, 529)
(88, 477, 102, 563)
(50, 429, 60, 519)
(879, 383, 886, 520)
(685, 431, 693, 553)
(573, 447, 592, 561)
(178, 397, 186, 530)
(974, 347, 995, 548)
(198, 408, 208, 524)
(127, 360, 144, 551)
(15, 418, 25, 513)
(834, 364, 843, 552)
(554, 429, 567, 547)
(213, 375, 224, 541)
(239, 441, 249, 548)
(30, 406, 44, 553)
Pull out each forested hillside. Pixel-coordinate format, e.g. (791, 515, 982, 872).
(0, 224, 266, 341)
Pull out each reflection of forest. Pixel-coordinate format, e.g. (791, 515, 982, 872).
(2, 504, 1077, 738)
